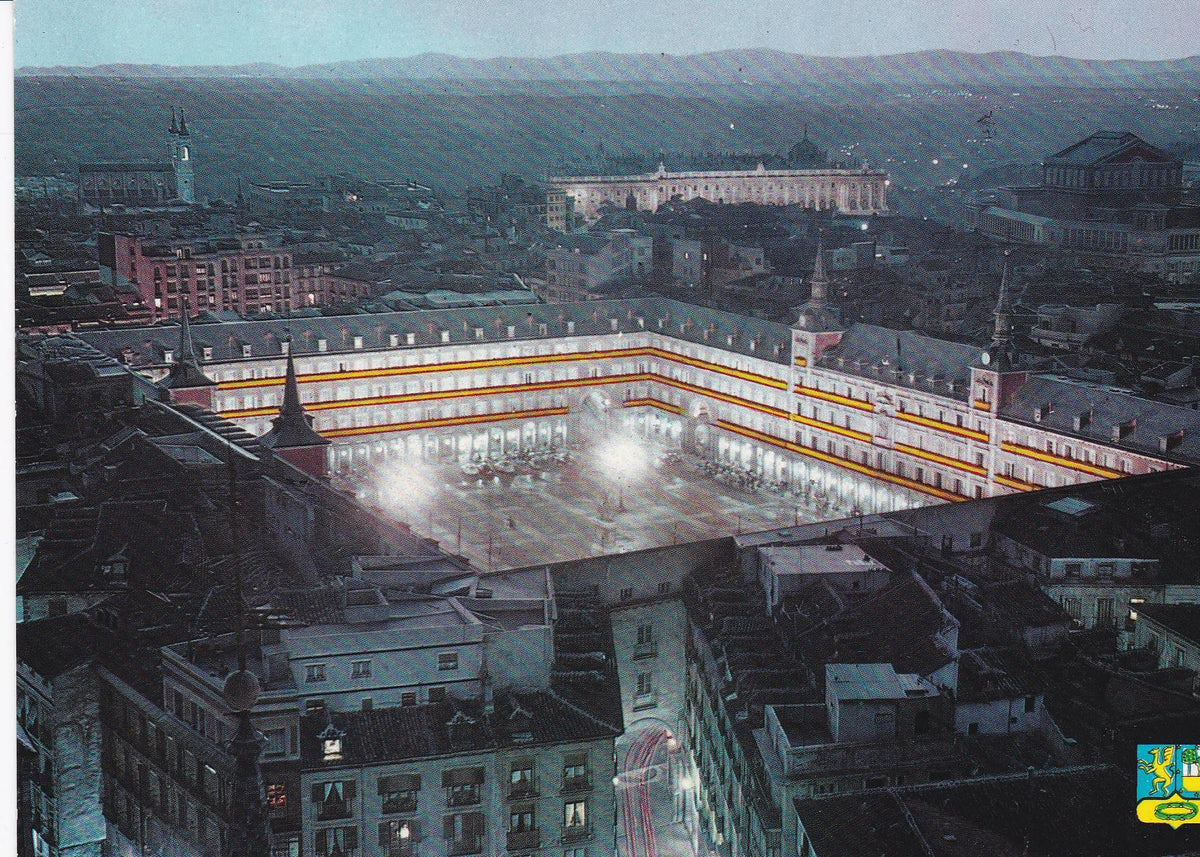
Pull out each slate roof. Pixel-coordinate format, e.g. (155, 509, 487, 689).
(783, 571, 958, 683)
(988, 470, 1200, 577)
(794, 766, 1178, 857)
(299, 689, 621, 771)
(70, 298, 794, 369)
(17, 498, 202, 597)
(1044, 131, 1176, 167)
(1000, 375, 1200, 465)
(17, 612, 119, 679)
(1137, 604, 1200, 648)
(816, 324, 979, 400)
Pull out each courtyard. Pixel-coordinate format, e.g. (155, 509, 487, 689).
(347, 437, 847, 571)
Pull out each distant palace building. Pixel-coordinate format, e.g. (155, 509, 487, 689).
(973, 131, 1200, 280)
(548, 138, 889, 222)
(77, 108, 196, 212)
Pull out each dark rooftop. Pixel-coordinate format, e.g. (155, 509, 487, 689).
(299, 689, 621, 771)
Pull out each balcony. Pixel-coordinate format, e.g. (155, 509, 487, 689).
(633, 691, 658, 711)
(382, 795, 419, 815)
(446, 835, 484, 856)
(507, 829, 541, 851)
(507, 780, 540, 801)
(316, 800, 352, 822)
(562, 824, 594, 844)
(447, 790, 481, 808)
(560, 777, 592, 796)
(633, 641, 658, 660)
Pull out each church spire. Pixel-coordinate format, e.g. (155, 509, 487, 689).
(170, 107, 178, 135)
(178, 108, 189, 136)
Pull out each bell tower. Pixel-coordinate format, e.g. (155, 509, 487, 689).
(169, 107, 195, 204)
(791, 233, 844, 371)
(970, 257, 1027, 414)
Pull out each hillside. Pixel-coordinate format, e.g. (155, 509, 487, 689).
(15, 73, 1200, 203)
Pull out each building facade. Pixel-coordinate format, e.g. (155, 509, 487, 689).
(73, 285, 1200, 521)
(548, 164, 888, 223)
(973, 131, 1200, 279)
(99, 232, 294, 321)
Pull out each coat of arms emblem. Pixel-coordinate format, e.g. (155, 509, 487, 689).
(1137, 744, 1200, 827)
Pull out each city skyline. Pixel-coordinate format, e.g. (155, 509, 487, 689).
(14, 0, 1200, 69)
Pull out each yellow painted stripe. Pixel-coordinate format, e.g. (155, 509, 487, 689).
(623, 398, 684, 415)
(323, 406, 569, 439)
(995, 473, 1041, 492)
(794, 356, 808, 367)
(896, 411, 989, 442)
(220, 373, 643, 419)
(793, 383, 874, 412)
(1000, 441, 1122, 479)
(789, 413, 872, 442)
(893, 442, 987, 476)
(216, 345, 787, 393)
(972, 400, 992, 412)
(714, 419, 964, 502)
(219, 371, 791, 422)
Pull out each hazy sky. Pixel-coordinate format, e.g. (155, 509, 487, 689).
(13, 0, 1200, 67)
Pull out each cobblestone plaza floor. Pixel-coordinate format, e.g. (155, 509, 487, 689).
(349, 442, 841, 571)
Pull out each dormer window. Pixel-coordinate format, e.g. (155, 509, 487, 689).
(242, 344, 252, 358)
(318, 723, 345, 762)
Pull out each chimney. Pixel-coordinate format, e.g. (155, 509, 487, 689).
(1073, 409, 1092, 431)
(1113, 418, 1137, 442)
(1034, 402, 1052, 422)
(1159, 429, 1185, 453)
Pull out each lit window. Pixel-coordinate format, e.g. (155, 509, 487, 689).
(564, 800, 587, 828)
(319, 724, 345, 762)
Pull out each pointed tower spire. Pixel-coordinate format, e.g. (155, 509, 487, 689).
(991, 257, 1013, 350)
(178, 108, 189, 136)
(792, 231, 841, 333)
(279, 348, 304, 418)
(159, 297, 217, 404)
(259, 341, 330, 477)
(809, 232, 828, 305)
(170, 107, 178, 135)
(178, 295, 197, 363)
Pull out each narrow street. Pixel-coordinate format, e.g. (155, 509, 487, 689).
(617, 725, 696, 857)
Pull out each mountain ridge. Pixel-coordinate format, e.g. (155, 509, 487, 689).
(18, 48, 1200, 87)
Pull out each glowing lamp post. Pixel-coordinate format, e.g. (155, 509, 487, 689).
(596, 436, 647, 514)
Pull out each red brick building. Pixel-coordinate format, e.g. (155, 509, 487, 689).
(99, 232, 295, 321)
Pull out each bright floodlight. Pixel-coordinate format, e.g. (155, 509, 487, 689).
(374, 459, 438, 518)
(596, 436, 648, 480)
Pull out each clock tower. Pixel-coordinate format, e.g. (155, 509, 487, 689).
(970, 259, 1027, 414)
(791, 234, 845, 371)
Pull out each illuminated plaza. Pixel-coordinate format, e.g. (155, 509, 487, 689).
(356, 432, 841, 570)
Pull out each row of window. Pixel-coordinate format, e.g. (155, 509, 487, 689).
(305, 652, 458, 684)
